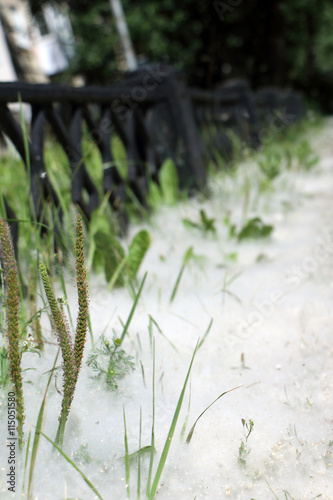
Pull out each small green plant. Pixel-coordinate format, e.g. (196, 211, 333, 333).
(88, 203, 150, 288)
(240, 353, 250, 369)
(39, 215, 89, 447)
(238, 418, 254, 466)
(183, 209, 216, 234)
(237, 217, 274, 241)
(148, 158, 179, 206)
(87, 334, 135, 390)
(258, 149, 282, 180)
(295, 140, 319, 171)
(0, 218, 25, 448)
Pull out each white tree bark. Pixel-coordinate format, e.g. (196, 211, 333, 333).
(109, 0, 138, 71)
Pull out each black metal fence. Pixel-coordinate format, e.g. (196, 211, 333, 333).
(0, 64, 304, 246)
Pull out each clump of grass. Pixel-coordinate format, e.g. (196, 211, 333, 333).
(258, 149, 282, 180)
(295, 139, 319, 171)
(39, 215, 89, 447)
(0, 218, 25, 448)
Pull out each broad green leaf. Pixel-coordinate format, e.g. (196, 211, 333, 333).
(94, 231, 125, 286)
(237, 217, 274, 241)
(90, 210, 110, 238)
(147, 181, 163, 207)
(159, 159, 179, 204)
(127, 230, 150, 279)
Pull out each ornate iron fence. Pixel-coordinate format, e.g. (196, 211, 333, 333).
(0, 64, 304, 246)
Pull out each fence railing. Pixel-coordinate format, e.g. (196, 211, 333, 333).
(0, 64, 304, 250)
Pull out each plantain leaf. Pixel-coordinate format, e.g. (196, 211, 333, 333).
(159, 159, 179, 204)
(90, 211, 110, 238)
(94, 231, 125, 286)
(127, 230, 150, 279)
(237, 217, 273, 241)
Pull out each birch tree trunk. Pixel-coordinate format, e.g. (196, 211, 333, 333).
(109, 0, 137, 71)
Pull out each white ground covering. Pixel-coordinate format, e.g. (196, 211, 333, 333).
(1, 120, 333, 499)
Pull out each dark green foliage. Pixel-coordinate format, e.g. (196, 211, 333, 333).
(67, 2, 119, 84)
(51, 0, 333, 110)
(65, 0, 210, 85)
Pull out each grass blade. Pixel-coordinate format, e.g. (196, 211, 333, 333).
(180, 382, 192, 440)
(120, 272, 147, 343)
(55, 254, 74, 331)
(27, 349, 60, 499)
(137, 407, 142, 500)
(185, 386, 242, 444)
(169, 247, 193, 303)
(22, 429, 32, 493)
(148, 340, 199, 499)
(149, 315, 178, 352)
(146, 338, 155, 496)
(123, 407, 130, 498)
(107, 255, 128, 291)
(40, 431, 104, 500)
(127, 230, 150, 280)
(197, 318, 213, 350)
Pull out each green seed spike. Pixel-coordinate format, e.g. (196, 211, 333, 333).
(39, 261, 76, 446)
(39, 215, 89, 448)
(0, 218, 25, 449)
(73, 215, 89, 379)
